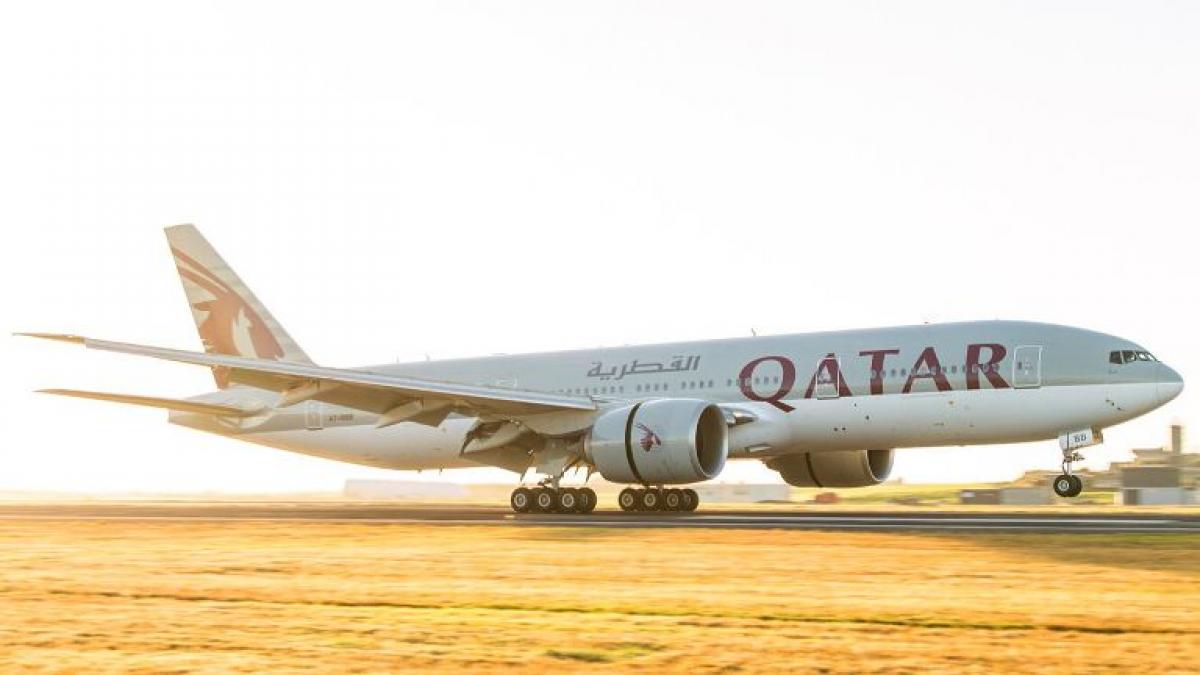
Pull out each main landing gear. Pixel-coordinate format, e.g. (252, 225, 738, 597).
(618, 487, 699, 512)
(1053, 448, 1085, 498)
(510, 486, 597, 514)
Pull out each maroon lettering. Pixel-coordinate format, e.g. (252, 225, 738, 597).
(804, 353, 854, 398)
(902, 347, 952, 393)
(859, 348, 900, 395)
(966, 343, 1010, 389)
(738, 356, 796, 412)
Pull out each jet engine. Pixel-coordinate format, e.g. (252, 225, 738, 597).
(766, 449, 894, 488)
(585, 399, 728, 484)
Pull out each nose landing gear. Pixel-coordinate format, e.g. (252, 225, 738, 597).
(1053, 449, 1085, 498)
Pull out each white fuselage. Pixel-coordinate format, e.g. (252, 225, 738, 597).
(172, 320, 1182, 474)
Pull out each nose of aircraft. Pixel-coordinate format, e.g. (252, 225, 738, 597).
(1157, 364, 1185, 404)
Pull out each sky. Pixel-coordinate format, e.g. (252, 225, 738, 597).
(1, 1, 1196, 493)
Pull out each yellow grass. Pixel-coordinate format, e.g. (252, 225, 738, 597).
(0, 520, 1196, 673)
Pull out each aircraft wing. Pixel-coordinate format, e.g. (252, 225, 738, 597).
(19, 333, 596, 421)
(37, 389, 264, 417)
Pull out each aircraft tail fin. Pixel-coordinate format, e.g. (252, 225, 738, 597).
(164, 224, 313, 388)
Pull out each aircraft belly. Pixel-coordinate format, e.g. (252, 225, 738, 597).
(782, 395, 961, 451)
(777, 383, 1135, 451)
(178, 383, 1153, 472)
(241, 420, 477, 471)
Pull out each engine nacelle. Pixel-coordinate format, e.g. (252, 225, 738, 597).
(767, 449, 894, 488)
(585, 399, 728, 485)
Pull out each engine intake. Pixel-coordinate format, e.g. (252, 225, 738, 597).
(585, 399, 728, 485)
(767, 449, 894, 488)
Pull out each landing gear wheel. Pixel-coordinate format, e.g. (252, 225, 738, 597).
(640, 488, 662, 511)
(1053, 474, 1084, 498)
(1053, 475, 1072, 498)
(1067, 474, 1083, 497)
(510, 487, 532, 513)
(556, 488, 580, 513)
(663, 489, 683, 511)
(618, 488, 639, 512)
(682, 488, 699, 512)
(578, 487, 597, 513)
(533, 488, 556, 513)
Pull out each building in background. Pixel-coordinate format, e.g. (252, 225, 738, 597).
(960, 487, 1052, 505)
(344, 480, 468, 500)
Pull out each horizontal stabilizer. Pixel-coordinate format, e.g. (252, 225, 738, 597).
(37, 389, 263, 418)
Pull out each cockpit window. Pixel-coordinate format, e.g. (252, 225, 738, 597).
(1110, 350, 1158, 365)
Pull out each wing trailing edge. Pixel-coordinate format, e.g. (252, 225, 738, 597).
(37, 389, 264, 417)
(20, 332, 597, 418)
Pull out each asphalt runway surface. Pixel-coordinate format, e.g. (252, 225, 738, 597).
(1, 502, 1198, 533)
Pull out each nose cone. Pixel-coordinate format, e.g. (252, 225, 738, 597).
(1158, 364, 1184, 404)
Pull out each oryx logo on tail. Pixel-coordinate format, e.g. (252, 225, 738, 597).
(171, 247, 284, 386)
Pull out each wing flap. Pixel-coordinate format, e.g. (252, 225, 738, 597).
(38, 389, 262, 417)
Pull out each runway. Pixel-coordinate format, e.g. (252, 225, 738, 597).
(1, 502, 1197, 533)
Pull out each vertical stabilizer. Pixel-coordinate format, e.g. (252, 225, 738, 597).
(165, 224, 313, 387)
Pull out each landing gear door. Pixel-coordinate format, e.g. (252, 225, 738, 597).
(814, 356, 842, 400)
(1013, 345, 1042, 389)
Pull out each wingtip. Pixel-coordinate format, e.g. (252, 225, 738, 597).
(14, 333, 85, 344)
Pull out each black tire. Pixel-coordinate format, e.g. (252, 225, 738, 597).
(510, 487, 532, 513)
(533, 488, 556, 513)
(1067, 474, 1084, 498)
(579, 487, 597, 513)
(640, 488, 661, 511)
(557, 488, 580, 513)
(682, 488, 699, 512)
(669, 489, 685, 511)
(1053, 474, 1074, 498)
(618, 487, 639, 512)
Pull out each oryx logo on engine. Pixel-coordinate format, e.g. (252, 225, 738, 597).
(636, 423, 662, 452)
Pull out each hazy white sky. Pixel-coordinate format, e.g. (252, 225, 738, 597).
(2, 1, 1196, 493)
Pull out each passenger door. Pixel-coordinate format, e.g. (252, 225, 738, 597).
(304, 400, 324, 430)
(1012, 345, 1042, 389)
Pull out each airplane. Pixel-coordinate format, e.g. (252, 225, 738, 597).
(21, 225, 1184, 513)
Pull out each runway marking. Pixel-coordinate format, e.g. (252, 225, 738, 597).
(0, 512, 1195, 534)
(684, 515, 1174, 525)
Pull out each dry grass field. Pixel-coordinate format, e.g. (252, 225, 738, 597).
(0, 519, 1197, 673)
